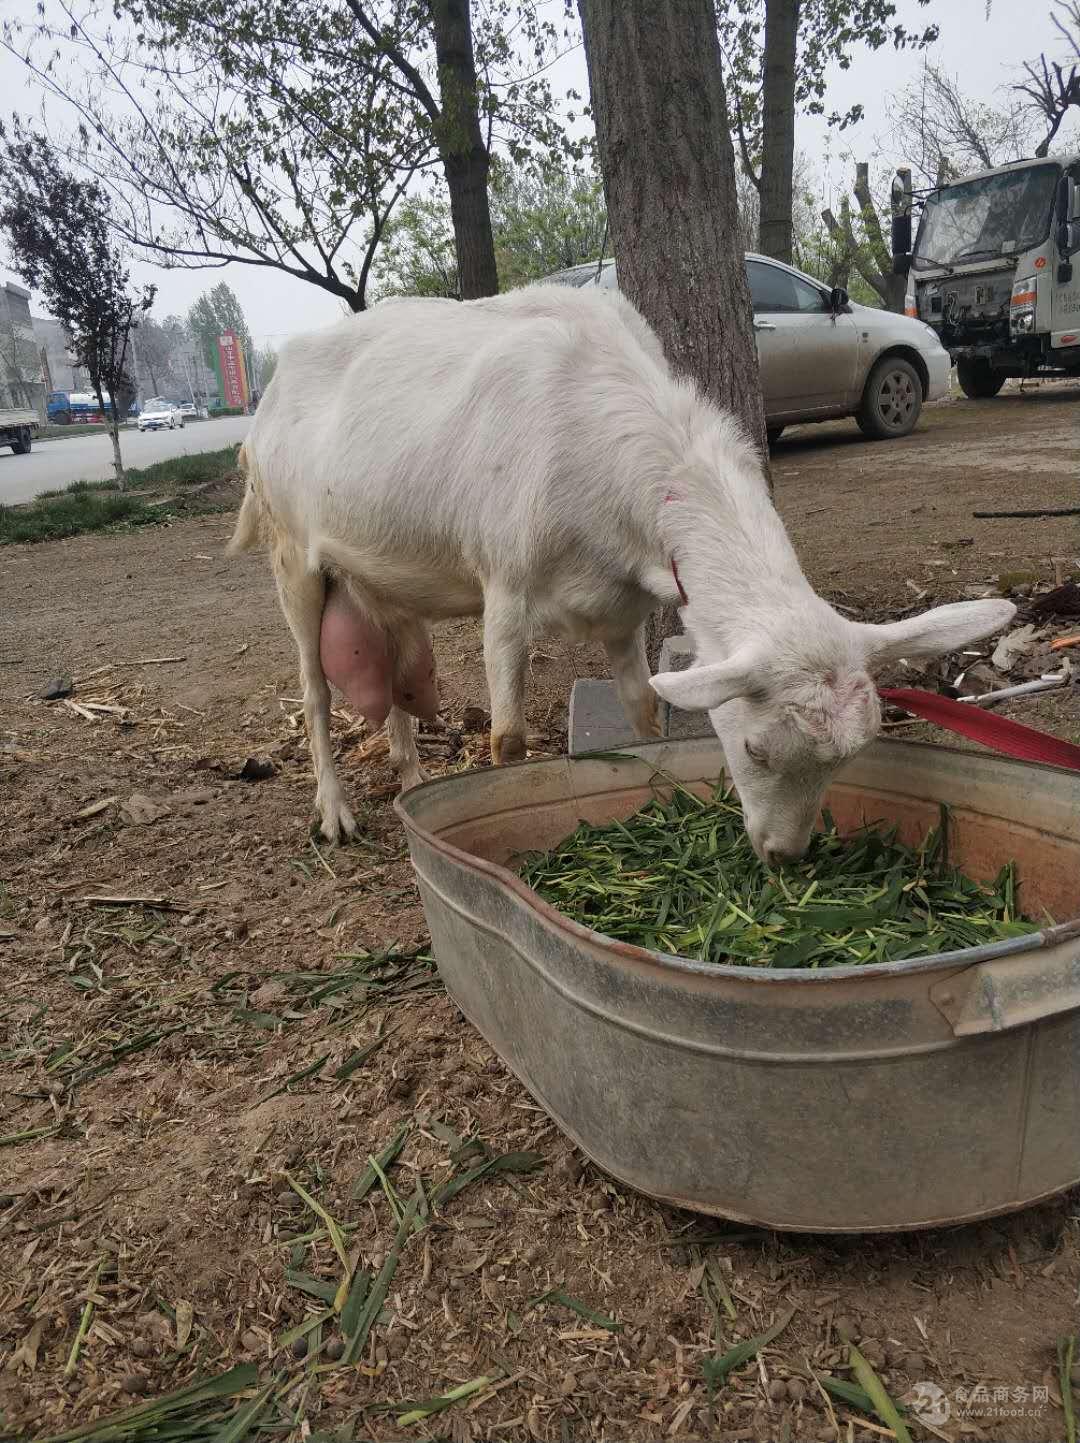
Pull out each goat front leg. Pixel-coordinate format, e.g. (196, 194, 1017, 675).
(606, 626, 662, 739)
(273, 560, 356, 842)
(483, 586, 529, 765)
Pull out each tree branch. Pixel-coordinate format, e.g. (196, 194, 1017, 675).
(853, 162, 890, 278)
(342, 0, 441, 122)
(822, 197, 887, 304)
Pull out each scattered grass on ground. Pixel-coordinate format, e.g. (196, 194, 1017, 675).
(0, 445, 241, 545)
(37, 423, 114, 440)
(123, 445, 241, 490)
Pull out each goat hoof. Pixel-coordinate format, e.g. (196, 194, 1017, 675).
(638, 696, 663, 738)
(492, 732, 526, 766)
(317, 798, 357, 843)
(490, 733, 525, 767)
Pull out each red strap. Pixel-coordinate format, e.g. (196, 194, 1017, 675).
(671, 557, 688, 606)
(664, 492, 689, 607)
(880, 686, 1080, 772)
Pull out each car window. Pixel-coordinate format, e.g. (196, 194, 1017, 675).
(748, 261, 829, 314)
(543, 267, 596, 288)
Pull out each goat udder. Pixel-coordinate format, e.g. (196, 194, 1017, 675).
(392, 633, 440, 723)
(319, 582, 393, 728)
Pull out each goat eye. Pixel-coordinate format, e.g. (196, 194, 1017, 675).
(745, 739, 767, 767)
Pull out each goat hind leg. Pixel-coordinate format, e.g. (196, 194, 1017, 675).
(273, 557, 356, 842)
(387, 706, 425, 792)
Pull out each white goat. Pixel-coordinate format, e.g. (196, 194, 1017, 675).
(229, 285, 1014, 862)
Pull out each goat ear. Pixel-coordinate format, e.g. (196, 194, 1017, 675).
(862, 600, 1016, 668)
(649, 647, 760, 713)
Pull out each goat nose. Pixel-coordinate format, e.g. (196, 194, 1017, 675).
(762, 840, 797, 869)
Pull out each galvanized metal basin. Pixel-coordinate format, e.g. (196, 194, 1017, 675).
(395, 739, 1080, 1232)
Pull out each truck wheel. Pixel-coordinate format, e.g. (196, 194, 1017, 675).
(11, 428, 32, 455)
(957, 358, 1006, 399)
(857, 357, 922, 440)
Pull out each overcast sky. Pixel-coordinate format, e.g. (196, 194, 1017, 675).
(0, 0, 1074, 347)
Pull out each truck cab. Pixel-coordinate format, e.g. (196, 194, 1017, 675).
(904, 154, 1080, 396)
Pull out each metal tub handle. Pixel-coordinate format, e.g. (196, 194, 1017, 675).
(930, 923, 1080, 1036)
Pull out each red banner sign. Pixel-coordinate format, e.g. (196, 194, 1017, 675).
(216, 330, 249, 409)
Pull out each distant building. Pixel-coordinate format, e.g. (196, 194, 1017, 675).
(31, 311, 86, 395)
(1, 280, 47, 419)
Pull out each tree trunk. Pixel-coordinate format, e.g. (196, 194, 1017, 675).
(853, 163, 907, 313)
(757, 0, 800, 263)
(108, 420, 125, 486)
(823, 165, 909, 314)
(430, 0, 500, 300)
(577, 0, 769, 664)
(93, 381, 125, 486)
(827, 197, 853, 291)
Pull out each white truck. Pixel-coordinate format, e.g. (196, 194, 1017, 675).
(897, 153, 1080, 397)
(0, 406, 38, 455)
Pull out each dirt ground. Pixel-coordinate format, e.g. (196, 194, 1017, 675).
(2, 384, 1080, 1443)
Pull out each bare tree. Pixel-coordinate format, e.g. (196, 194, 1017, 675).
(887, 61, 1034, 186)
(820, 162, 906, 312)
(578, 0, 767, 663)
(3, 0, 582, 310)
(1015, 0, 1080, 157)
(3, 0, 429, 313)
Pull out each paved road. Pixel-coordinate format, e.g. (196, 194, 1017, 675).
(0, 416, 251, 506)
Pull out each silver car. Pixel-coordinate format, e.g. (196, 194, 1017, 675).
(540, 256, 951, 442)
(138, 400, 185, 432)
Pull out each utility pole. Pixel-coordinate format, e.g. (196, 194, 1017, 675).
(130, 330, 140, 409)
(180, 350, 198, 407)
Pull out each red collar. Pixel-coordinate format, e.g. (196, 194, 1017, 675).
(671, 556, 688, 606)
(664, 490, 688, 605)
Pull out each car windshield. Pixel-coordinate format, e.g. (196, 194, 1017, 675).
(913, 163, 1059, 270)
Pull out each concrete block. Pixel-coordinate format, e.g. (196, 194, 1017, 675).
(567, 678, 640, 756)
(655, 633, 712, 741)
(568, 633, 713, 755)
(658, 633, 695, 673)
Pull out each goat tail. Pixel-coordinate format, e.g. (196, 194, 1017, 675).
(227, 442, 263, 554)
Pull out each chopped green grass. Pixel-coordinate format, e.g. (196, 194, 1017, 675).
(519, 781, 1041, 968)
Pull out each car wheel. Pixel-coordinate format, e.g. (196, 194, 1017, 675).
(766, 425, 784, 446)
(857, 357, 922, 440)
(956, 358, 1006, 399)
